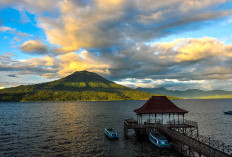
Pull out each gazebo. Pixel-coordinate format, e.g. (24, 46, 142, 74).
(134, 96, 188, 126)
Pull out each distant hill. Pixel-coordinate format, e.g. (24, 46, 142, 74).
(137, 87, 232, 99)
(0, 71, 165, 102)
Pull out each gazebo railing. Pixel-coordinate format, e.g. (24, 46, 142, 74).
(167, 119, 198, 127)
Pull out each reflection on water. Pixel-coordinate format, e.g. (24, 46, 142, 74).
(0, 99, 231, 156)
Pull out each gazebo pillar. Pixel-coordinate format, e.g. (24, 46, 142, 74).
(162, 113, 163, 124)
(141, 114, 143, 126)
(173, 113, 175, 125)
(183, 113, 185, 124)
(178, 113, 180, 132)
(155, 113, 156, 123)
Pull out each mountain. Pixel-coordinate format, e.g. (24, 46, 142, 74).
(0, 71, 161, 102)
(137, 87, 232, 99)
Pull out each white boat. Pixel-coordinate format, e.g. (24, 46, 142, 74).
(149, 131, 170, 148)
(104, 128, 119, 140)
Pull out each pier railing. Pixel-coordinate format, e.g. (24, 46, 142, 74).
(124, 118, 232, 156)
(173, 126, 232, 155)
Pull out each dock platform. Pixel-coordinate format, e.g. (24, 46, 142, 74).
(124, 118, 232, 157)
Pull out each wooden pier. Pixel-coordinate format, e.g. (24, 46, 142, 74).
(124, 96, 232, 157)
(124, 119, 232, 157)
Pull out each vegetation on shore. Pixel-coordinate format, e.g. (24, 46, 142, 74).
(0, 71, 179, 102)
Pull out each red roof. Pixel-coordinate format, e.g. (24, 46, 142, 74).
(134, 96, 188, 114)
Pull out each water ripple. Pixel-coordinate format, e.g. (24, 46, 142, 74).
(0, 100, 231, 156)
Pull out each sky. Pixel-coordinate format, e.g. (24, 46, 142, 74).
(0, 0, 232, 91)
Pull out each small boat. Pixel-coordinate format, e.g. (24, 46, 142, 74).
(104, 128, 119, 139)
(224, 111, 232, 114)
(149, 131, 170, 148)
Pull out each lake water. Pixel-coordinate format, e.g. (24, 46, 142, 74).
(0, 99, 232, 157)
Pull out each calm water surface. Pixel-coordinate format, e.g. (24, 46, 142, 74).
(0, 99, 232, 157)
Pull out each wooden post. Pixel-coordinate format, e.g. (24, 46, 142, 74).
(138, 115, 139, 126)
(137, 114, 138, 124)
(155, 113, 156, 123)
(183, 113, 185, 134)
(138, 115, 140, 127)
(141, 114, 143, 127)
(173, 113, 175, 125)
(177, 113, 180, 132)
(162, 113, 163, 124)
(183, 113, 184, 124)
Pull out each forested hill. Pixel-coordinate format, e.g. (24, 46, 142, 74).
(137, 87, 232, 99)
(0, 71, 162, 101)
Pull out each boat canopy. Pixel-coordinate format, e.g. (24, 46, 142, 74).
(151, 132, 167, 140)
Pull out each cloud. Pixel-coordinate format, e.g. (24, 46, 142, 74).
(0, 26, 30, 37)
(0, 26, 16, 32)
(0, 0, 60, 14)
(1, 0, 232, 90)
(113, 37, 232, 80)
(36, 0, 232, 52)
(17, 31, 30, 37)
(151, 37, 232, 63)
(0, 53, 57, 77)
(7, 74, 17, 77)
(1, 36, 232, 90)
(58, 51, 110, 77)
(20, 40, 48, 54)
(115, 78, 205, 89)
(0, 25, 31, 43)
(0, 50, 110, 78)
(41, 73, 58, 79)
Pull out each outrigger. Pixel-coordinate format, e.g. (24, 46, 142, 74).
(104, 128, 119, 140)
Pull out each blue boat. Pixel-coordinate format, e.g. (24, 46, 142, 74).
(104, 128, 119, 139)
(224, 111, 232, 114)
(149, 131, 170, 148)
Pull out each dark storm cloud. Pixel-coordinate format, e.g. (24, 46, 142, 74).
(19, 40, 49, 55)
(7, 74, 17, 77)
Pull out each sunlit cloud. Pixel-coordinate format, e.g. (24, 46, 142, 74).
(58, 51, 110, 77)
(41, 73, 58, 79)
(152, 37, 232, 63)
(37, 0, 232, 52)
